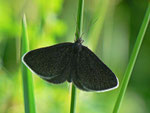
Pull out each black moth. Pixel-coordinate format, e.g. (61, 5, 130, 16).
(22, 38, 119, 92)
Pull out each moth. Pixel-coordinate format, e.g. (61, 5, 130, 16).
(22, 38, 119, 92)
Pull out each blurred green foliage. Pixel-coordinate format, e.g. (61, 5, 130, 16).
(0, 0, 150, 113)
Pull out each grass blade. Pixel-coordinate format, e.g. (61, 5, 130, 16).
(75, 0, 84, 40)
(113, 2, 150, 113)
(70, 84, 77, 113)
(21, 14, 36, 113)
(70, 0, 84, 113)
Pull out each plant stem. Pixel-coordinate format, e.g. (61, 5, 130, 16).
(70, 84, 77, 113)
(113, 2, 150, 113)
(70, 0, 84, 113)
(21, 14, 36, 113)
(75, 0, 84, 40)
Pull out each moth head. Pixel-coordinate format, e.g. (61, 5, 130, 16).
(74, 38, 84, 44)
(73, 38, 84, 53)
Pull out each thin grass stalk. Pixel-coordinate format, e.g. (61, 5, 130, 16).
(75, 0, 84, 40)
(21, 15, 36, 113)
(113, 2, 150, 113)
(70, 84, 77, 113)
(70, 0, 84, 113)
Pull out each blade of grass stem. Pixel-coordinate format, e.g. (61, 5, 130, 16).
(75, 0, 84, 40)
(113, 2, 150, 113)
(21, 14, 36, 113)
(70, 0, 84, 113)
(70, 84, 76, 113)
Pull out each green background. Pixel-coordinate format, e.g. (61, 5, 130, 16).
(0, 0, 150, 113)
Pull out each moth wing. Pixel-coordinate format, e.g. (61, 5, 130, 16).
(22, 43, 73, 83)
(73, 46, 119, 92)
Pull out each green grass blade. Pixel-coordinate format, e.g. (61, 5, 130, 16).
(70, 0, 84, 113)
(70, 84, 77, 113)
(75, 0, 84, 40)
(21, 14, 36, 113)
(113, 2, 150, 113)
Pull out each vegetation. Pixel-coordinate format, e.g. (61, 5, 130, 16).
(0, 0, 150, 113)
